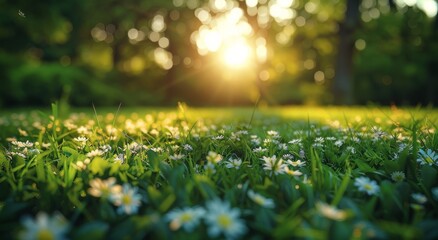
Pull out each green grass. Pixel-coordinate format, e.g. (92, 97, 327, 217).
(1, 104, 438, 239)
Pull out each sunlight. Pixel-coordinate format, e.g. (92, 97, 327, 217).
(222, 39, 252, 68)
(192, 6, 256, 69)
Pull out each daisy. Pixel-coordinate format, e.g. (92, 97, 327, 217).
(225, 157, 242, 169)
(390, 171, 405, 182)
(88, 177, 122, 199)
(417, 149, 438, 166)
(19, 212, 69, 240)
(267, 130, 280, 138)
(354, 176, 380, 196)
(170, 153, 186, 161)
(287, 159, 306, 167)
(247, 190, 275, 209)
(316, 202, 348, 221)
(111, 183, 143, 215)
(183, 144, 193, 151)
(206, 151, 223, 164)
(204, 199, 247, 239)
(412, 193, 427, 204)
(166, 206, 205, 232)
(284, 166, 303, 176)
(262, 155, 286, 175)
(86, 149, 104, 158)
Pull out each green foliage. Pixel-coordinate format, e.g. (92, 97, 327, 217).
(0, 106, 437, 239)
(1, 0, 437, 106)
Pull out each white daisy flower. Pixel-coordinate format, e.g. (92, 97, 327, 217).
(88, 177, 122, 199)
(354, 176, 380, 196)
(111, 184, 142, 215)
(412, 193, 427, 204)
(225, 157, 243, 169)
(316, 202, 348, 221)
(247, 190, 275, 209)
(204, 199, 247, 239)
(166, 206, 205, 232)
(19, 212, 69, 240)
(206, 151, 223, 164)
(262, 155, 286, 175)
(417, 149, 438, 166)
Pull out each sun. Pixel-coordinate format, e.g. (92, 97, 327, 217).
(222, 39, 252, 68)
(192, 7, 255, 70)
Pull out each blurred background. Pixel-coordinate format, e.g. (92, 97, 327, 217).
(0, 0, 437, 107)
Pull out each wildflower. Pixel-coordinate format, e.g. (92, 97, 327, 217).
(225, 157, 243, 169)
(288, 139, 302, 145)
(278, 143, 288, 150)
(316, 202, 348, 221)
(252, 147, 267, 153)
(417, 149, 438, 166)
(183, 144, 193, 151)
(248, 190, 275, 209)
(170, 153, 186, 161)
(86, 149, 104, 158)
(262, 155, 286, 175)
(334, 140, 343, 147)
(12, 140, 34, 148)
(74, 159, 91, 171)
(251, 136, 261, 145)
(73, 136, 88, 143)
(412, 193, 427, 204)
(346, 146, 356, 154)
(111, 183, 142, 215)
(287, 159, 306, 167)
(390, 171, 405, 182)
(88, 177, 122, 199)
(354, 176, 380, 196)
(77, 126, 90, 135)
(114, 154, 125, 164)
(284, 166, 303, 176)
(166, 206, 205, 232)
(204, 199, 247, 239)
(100, 145, 112, 153)
(267, 130, 280, 139)
(18, 128, 28, 136)
(352, 137, 360, 143)
(314, 137, 325, 143)
(206, 151, 223, 164)
(212, 135, 225, 140)
(151, 147, 163, 153)
(19, 212, 69, 240)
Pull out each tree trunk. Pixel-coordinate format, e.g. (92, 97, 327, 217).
(428, 15, 438, 104)
(333, 0, 360, 105)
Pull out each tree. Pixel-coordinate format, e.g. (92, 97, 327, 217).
(333, 0, 360, 105)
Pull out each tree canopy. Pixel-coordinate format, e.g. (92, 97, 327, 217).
(1, 0, 437, 106)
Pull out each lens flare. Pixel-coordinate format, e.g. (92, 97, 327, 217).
(222, 40, 252, 68)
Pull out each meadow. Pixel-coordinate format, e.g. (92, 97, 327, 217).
(1, 104, 437, 239)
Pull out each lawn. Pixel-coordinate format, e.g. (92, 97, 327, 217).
(1, 104, 438, 239)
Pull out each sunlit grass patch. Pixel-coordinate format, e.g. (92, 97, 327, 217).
(0, 105, 437, 239)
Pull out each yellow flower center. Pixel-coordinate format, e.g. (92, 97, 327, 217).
(254, 196, 265, 206)
(364, 184, 373, 191)
(37, 229, 54, 240)
(180, 213, 193, 223)
(217, 214, 232, 229)
(122, 195, 132, 205)
(425, 157, 433, 164)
